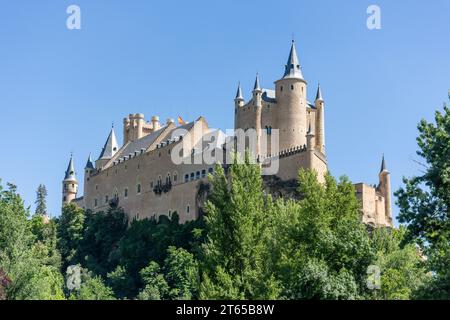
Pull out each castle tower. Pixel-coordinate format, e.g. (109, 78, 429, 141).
(84, 153, 94, 197)
(274, 40, 308, 151)
(62, 154, 78, 205)
(378, 155, 392, 223)
(252, 74, 263, 157)
(315, 84, 325, 154)
(96, 126, 119, 169)
(234, 82, 245, 130)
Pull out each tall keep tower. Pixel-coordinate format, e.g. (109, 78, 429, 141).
(378, 155, 392, 224)
(275, 40, 308, 151)
(62, 154, 78, 205)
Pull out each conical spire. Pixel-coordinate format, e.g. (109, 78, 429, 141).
(283, 40, 304, 80)
(64, 154, 77, 181)
(380, 154, 387, 173)
(253, 73, 261, 91)
(85, 153, 94, 169)
(315, 83, 324, 101)
(99, 127, 119, 160)
(235, 82, 244, 100)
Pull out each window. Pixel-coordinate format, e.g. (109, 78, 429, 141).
(94, 198, 98, 207)
(137, 184, 141, 194)
(291, 84, 294, 90)
(95, 185, 98, 190)
(280, 86, 283, 92)
(124, 188, 128, 198)
(201, 169, 206, 178)
(168, 210, 172, 218)
(166, 173, 171, 184)
(196, 171, 200, 180)
(185, 174, 189, 183)
(173, 172, 178, 182)
(187, 205, 190, 213)
(190, 173, 195, 181)
(150, 181, 154, 188)
(63, 196, 67, 202)
(208, 167, 214, 173)
(71, 183, 74, 188)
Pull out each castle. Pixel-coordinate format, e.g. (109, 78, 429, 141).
(62, 41, 393, 228)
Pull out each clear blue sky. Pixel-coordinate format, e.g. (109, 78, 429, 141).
(0, 0, 449, 222)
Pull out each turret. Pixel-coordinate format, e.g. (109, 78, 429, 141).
(151, 116, 161, 131)
(134, 113, 145, 140)
(123, 116, 131, 144)
(274, 40, 308, 151)
(252, 73, 262, 107)
(62, 154, 78, 205)
(96, 126, 119, 169)
(234, 82, 245, 108)
(315, 83, 325, 154)
(252, 74, 263, 157)
(378, 155, 392, 224)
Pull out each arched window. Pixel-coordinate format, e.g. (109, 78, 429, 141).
(201, 169, 206, 178)
(166, 173, 171, 184)
(137, 183, 141, 194)
(124, 188, 128, 198)
(190, 173, 195, 181)
(184, 174, 189, 183)
(196, 171, 200, 180)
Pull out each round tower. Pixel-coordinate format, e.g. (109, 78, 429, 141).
(315, 83, 325, 154)
(62, 154, 78, 205)
(379, 155, 392, 225)
(134, 113, 145, 140)
(234, 82, 245, 130)
(252, 74, 263, 157)
(275, 40, 307, 151)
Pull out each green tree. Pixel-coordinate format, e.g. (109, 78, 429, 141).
(106, 265, 135, 299)
(78, 201, 128, 275)
(395, 104, 450, 299)
(200, 156, 281, 299)
(57, 203, 85, 268)
(69, 271, 115, 300)
(137, 261, 169, 300)
(34, 184, 48, 217)
(0, 181, 64, 300)
(164, 247, 199, 300)
(270, 170, 374, 299)
(368, 227, 429, 300)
